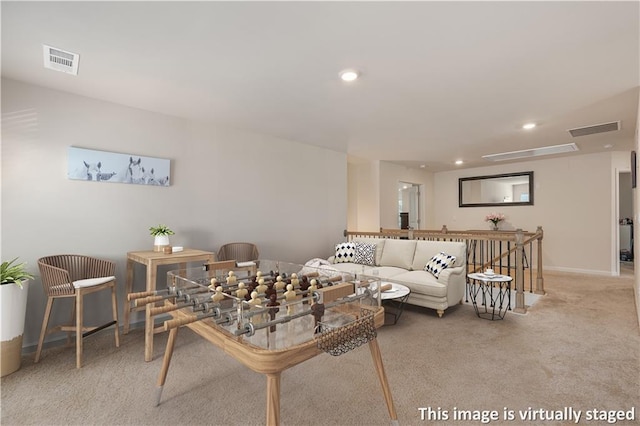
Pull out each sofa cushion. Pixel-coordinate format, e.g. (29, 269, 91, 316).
(353, 242, 376, 266)
(391, 270, 448, 298)
(334, 242, 356, 263)
(352, 237, 385, 265)
(379, 239, 417, 270)
(411, 240, 466, 270)
(424, 252, 457, 278)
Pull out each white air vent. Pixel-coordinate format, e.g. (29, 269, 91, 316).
(43, 44, 79, 75)
(568, 121, 620, 137)
(483, 143, 579, 162)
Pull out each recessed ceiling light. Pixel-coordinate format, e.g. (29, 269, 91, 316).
(419, 164, 426, 168)
(604, 144, 613, 149)
(339, 70, 359, 82)
(455, 160, 464, 165)
(522, 123, 536, 130)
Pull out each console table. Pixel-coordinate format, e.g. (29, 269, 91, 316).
(467, 273, 513, 320)
(124, 249, 215, 361)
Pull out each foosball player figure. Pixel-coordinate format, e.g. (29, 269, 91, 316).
(311, 302, 325, 334)
(235, 282, 248, 300)
(300, 277, 311, 304)
(255, 278, 268, 295)
(249, 291, 263, 324)
(208, 277, 218, 290)
(308, 279, 318, 303)
(274, 275, 286, 291)
(211, 286, 225, 303)
(226, 271, 237, 286)
(290, 273, 299, 289)
(267, 293, 280, 332)
(284, 284, 297, 315)
(265, 281, 276, 300)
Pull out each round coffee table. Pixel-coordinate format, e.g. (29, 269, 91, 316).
(378, 282, 410, 325)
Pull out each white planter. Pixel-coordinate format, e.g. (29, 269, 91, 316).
(1, 280, 29, 377)
(154, 234, 170, 252)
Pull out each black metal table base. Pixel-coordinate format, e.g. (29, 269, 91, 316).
(467, 281, 511, 320)
(382, 293, 410, 325)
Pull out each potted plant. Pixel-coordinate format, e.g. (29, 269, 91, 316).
(149, 224, 175, 252)
(1, 258, 34, 377)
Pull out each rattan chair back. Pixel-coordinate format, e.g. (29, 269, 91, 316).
(217, 243, 259, 263)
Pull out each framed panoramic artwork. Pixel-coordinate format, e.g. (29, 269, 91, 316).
(67, 147, 171, 186)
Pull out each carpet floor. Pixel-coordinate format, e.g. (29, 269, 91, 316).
(1, 271, 638, 426)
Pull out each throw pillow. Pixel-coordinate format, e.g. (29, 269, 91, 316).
(334, 242, 356, 263)
(353, 242, 376, 266)
(424, 252, 457, 279)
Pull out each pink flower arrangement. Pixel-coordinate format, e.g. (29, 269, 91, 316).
(485, 212, 505, 226)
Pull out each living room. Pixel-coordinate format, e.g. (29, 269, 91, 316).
(1, 2, 639, 425)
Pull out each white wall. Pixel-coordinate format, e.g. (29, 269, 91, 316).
(1, 78, 348, 347)
(433, 153, 619, 275)
(346, 159, 380, 232)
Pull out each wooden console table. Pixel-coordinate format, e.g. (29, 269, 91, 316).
(124, 249, 215, 361)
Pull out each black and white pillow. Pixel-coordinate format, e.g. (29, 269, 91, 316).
(354, 242, 376, 266)
(424, 252, 456, 278)
(334, 242, 356, 263)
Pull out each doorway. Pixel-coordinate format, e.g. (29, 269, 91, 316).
(619, 171, 634, 276)
(398, 182, 421, 229)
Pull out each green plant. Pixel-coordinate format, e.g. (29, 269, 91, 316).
(1, 258, 34, 288)
(149, 224, 175, 236)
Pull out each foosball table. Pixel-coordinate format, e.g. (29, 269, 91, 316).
(129, 260, 397, 425)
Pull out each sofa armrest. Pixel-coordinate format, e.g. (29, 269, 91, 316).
(327, 256, 335, 264)
(437, 266, 467, 305)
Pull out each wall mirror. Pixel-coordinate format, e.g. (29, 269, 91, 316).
(459, 171, 534, 207)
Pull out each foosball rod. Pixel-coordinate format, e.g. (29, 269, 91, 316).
(134, 288, 210, 308)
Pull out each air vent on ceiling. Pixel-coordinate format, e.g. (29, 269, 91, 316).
(43, 44, 79, 75)
(568, 121, 620, 137)
(483, 143, 579, 162)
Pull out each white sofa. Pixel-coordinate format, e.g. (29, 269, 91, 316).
(328, 238, 467, 317)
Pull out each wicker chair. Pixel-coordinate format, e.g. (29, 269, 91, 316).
(36, 255, 120, 368)
(217, 242, 260, 264)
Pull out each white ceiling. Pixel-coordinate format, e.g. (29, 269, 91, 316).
(2, 1, 638, 171)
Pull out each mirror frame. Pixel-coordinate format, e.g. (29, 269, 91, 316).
(458, 171, 534, 207)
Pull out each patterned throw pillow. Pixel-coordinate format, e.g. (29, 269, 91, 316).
(334, 242, 356, 263)
(353, 242, 376, 266)
(424, 252, 456, 278)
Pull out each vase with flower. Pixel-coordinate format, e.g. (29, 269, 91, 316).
(485, 213, 505, 231)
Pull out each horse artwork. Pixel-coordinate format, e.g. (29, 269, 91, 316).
(67, 147, 170, 186)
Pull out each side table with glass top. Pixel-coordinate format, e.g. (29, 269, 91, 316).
(467, 272, 513, 320)
(378, 282, 411, 325)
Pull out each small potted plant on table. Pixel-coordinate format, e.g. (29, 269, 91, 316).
(149, 224, 175, 252)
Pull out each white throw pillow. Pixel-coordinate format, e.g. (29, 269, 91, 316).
(334, 242, 356, 263)
(424, 252, 456, 278)
(353, 242, 376, 266)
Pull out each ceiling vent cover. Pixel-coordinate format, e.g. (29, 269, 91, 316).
(568, 121, 620, 137)
(43, 44, 79, 75)
(483, 143, 579, 162)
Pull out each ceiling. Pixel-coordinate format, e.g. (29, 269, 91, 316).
(2, 1, 639, 172)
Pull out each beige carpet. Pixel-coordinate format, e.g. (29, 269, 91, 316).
(1, 271, 638, 426)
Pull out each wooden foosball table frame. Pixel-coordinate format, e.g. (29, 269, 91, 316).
(156, 299, 398, 425)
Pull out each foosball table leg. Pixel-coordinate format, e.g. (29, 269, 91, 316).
(368, 338, 398, 424)
(155, 326, 179, 406)
(265, 372, 281, 426)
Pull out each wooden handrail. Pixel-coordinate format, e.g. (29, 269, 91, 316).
(344, 226, 545, 313)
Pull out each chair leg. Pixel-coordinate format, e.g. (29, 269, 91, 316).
(35, 297, 54, 363)
(111, 283, 120, 348)
(68, 301, 76, 346)
(76, 291, 83, 369)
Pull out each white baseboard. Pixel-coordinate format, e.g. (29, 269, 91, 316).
(544, 266, 617, 277)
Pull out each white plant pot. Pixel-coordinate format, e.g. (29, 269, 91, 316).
(154, 235, 170, 252)
(1, 280, 29, 377)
